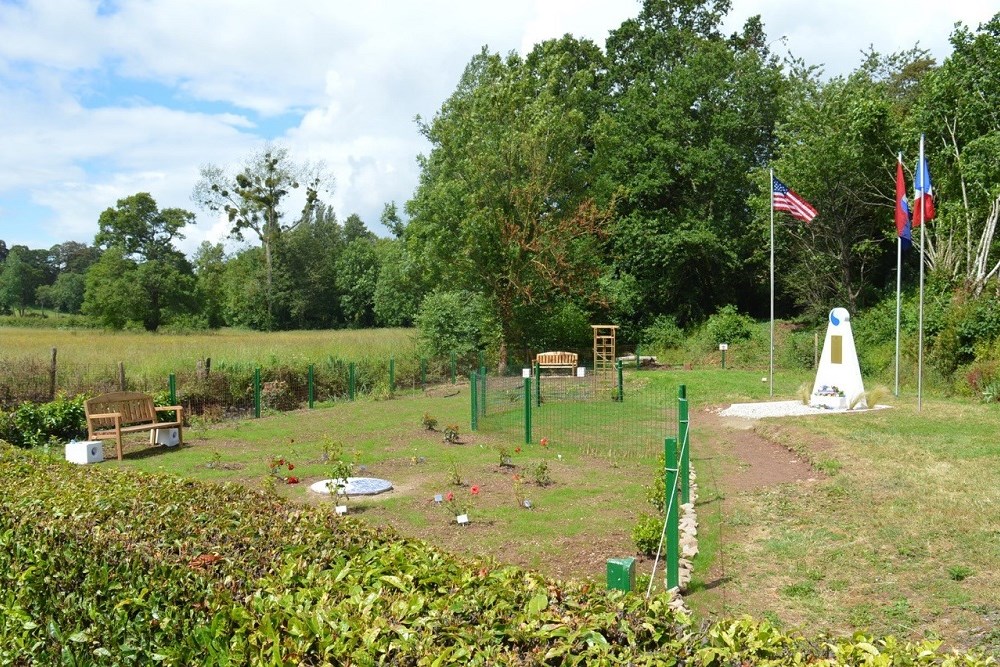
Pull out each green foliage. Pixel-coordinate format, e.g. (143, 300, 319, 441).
(642, 316, 686, 355)
(632, 513, 662, 556)
(0, 393, 87, 448)
(443, 424, 460, 444)
(706, 305, 755, 345)
(531, 460, 552, 486)
(415, 290, 497, 359)
(421, 412, 438, 431)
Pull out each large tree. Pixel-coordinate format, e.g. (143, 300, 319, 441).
(84, 193, 196, 331)
(597, 0, 786, 324)
(193, 145, 327, 329)
(407, 36, 612, 367)
(0, 246, 43, 316)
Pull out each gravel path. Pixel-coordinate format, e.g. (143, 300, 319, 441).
(718, 400, 889, 419)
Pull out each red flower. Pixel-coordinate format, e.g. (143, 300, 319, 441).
(540, 437, 549, 447)
(446, 492, 454, 502)
(514, 447, 521, 454)
(512, 474, 521, 482)
(287, 463, 295, 471)
(286, 476, 299, 484)
(471, 485, 480, 495)
(277, 458, 285, 466)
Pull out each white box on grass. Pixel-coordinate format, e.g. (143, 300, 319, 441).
(150, 428, 180, 447)
(66, 440, 103, 465)
(576, 367, 586, 377)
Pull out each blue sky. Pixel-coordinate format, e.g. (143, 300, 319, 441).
(0, 0, 995, 257)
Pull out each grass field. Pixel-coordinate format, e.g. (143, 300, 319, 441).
(0, 326, 418, 377)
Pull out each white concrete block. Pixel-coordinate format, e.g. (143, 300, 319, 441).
(66, 440, 103, 465)
(150, 428, 180, 447)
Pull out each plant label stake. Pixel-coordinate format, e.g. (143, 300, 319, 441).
(434, 494, 443, 503)
(523, 500, 532, 509)
(336, 505, 348, 515)
(456, 514, 469, 525)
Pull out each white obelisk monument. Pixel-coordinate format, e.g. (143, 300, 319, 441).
(811, 308, 866, 410)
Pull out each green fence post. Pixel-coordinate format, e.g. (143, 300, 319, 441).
(679, 384, 690, 505)
(479, 368, 486, 417)
(478, 350, 485, 373)
(168, 373, 176, 405)
(253, 367, 261, 418)
(534, 361, 541, 407)
(307, 364, 315, 409)
(349, 362, 356, 401)
(389, 356, 395, 394)
(617, 360, 624, 402)
(470, 372, 479, 431)
(421, 358, 427, 388)
(450, 352, 457, 385)
(524, 377, 532, 444)
(665, 436, 680, 590)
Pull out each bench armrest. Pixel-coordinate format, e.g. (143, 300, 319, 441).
(154, 405, 183, 413)
(87, 412, 122, 421)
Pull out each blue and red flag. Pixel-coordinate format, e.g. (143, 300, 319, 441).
(895, 159, 912, 251)
(913, 150, 935, 226)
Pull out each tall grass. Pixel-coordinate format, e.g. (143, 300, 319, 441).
(0, 327, 418, 378)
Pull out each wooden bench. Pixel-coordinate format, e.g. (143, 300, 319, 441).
(85, 391, 184, 461)
(532, 351, 579, 375)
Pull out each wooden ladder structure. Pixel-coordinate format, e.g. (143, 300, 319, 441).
(591, 325, 618, 395)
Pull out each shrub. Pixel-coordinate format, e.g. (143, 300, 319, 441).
(0, 393, 87, 448)
(706, 305, 755, 345)
(642, 316, 685, 355)
(415, 290, 498, 359)
(632, 513, 662, 556)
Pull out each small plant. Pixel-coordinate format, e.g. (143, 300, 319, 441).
(261, 474, 277, 497)
(443, 424, 460, 444)
(442, 485, 478, 520)
(498, 446, 513, 468)
(948, 565, 974, 581)
(269, 457, 299, 484)
(207, 451, 223, 469)
(447, 458, 463, 486)
(321, 437, 346, 463)
(532, 460, 552, 486)
(796, 382, 811, 405)
(632, 514, 662, 555)
(512, 474, 528, 509)
(865, 384, 889, 408)
(421, 412, 438, 431)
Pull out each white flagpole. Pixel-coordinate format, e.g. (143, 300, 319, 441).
(917, 136, 926, 411)
(895, 152, 902, 397)
(770, 167, 775, 398)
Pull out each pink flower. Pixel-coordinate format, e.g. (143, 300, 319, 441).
(540, 438, 549, 447)
(471, 485, 480, 495)
(446, 492, 454, 502)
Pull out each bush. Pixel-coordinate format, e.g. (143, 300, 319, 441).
(632, 514, 662, 556)
(415, 290, 498, 359)
(0, 393, 87, 448)
(706, 305, 755, 346)
(642, 316, 685, 355)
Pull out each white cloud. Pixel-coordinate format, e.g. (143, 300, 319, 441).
(0, 0, 996, 253)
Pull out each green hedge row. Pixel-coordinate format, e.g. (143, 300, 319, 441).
(0, 444, 990, 665)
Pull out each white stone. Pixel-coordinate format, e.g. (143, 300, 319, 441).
(149, 428, 179, 447)
(65, 440, 103, 465)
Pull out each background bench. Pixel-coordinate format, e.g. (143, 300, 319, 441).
(533, 351, 578, 375)
(85, 391, 184, 461)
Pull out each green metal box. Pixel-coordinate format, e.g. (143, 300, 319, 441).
(606, 557, 636, 592)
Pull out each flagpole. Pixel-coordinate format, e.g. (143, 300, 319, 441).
(770, 167, 775, 398)
(917, 136, 926, 412)
(895, 152, 902, 397)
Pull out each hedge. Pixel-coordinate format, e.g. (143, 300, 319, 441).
(0, 444, 991, 665)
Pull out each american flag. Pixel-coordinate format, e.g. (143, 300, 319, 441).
(772, 177, 818, 223)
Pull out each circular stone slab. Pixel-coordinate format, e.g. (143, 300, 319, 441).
(309, 477, 393, 496)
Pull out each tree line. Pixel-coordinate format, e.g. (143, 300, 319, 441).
(3, 0, 1000, 371)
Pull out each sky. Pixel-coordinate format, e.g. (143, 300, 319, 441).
(0, 0, 996, 257)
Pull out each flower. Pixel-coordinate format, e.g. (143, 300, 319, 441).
(446, 492, 454, 502)
(288, 463, 295, 471)
(514, 446, 521, 454)
(540, 438, 549, 447)
(512, 474, 522, 482)
(471, 485, 480, 495)
(286, 476, 299, 484)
